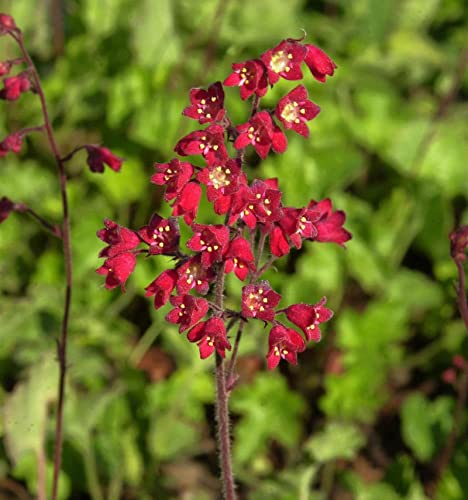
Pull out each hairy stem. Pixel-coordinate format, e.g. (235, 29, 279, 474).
(13, 31, 73, 500)
(214, 264, 236, 499)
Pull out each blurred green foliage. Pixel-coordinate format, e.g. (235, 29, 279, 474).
(0, 0, 467, 498)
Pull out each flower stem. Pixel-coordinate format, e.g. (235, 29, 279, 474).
(13, 31, 73, 500)
(454, 259, 468, 332)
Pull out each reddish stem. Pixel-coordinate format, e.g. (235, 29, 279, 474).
(454, 259, 468, 332)
(12, 31, 73, 500)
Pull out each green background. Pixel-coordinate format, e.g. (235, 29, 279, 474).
(0, 0, 467, 498)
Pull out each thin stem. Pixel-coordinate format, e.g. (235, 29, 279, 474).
(13, 32, 73, 500)
(214, 264, 236, 499)
(13, 203, 61, 237)
(255, 231, 267, 269)
(454, 259, 468, 332)
(226, 320, 245, 389)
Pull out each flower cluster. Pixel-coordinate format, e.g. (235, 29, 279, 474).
(97, 37, 350, 369)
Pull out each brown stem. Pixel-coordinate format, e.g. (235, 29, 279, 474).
(13, 202, 61, 237)
(214, 264, 236, 499)
(13, 31, 73, 500)
(454, 260, 468, 332)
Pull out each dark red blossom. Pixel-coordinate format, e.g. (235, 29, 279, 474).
(197, 158, 243, 202)
(145, 269, 178, 309)
(284, 297, 333, 342)
(269, 225, 291, 257)
(0, 196, 14, 223)
(97, 219, 140, 258)
(276, 85, 320, 137)
(187, 317, 231, 359)
(0, 131, 22, 157)
(96, 253, 136, 291)
(223, 59, 268, 100)
(151, 158, 194, 201)
(266, 323, 306, 370)
(183, 82, 225, 124)
(304, 44, 337, 82)
(0, 72, 31, 101)
(176, 255, 215, 295)
(224, 237, 256, 281)
(138, 213, 180, 255)
(174, 124, 228, 164)
(450, 225, 468, 262)
(234, 111, 287, 159)
(261, 40, 306, 85)
(166, 295, 209, 333)
(241, 281, 281, 322)
(187, 224, 230, 267)
(171, 182, 202, 225)
(85, 146, 123, 173)
(307, 199, 352, 246)
(0, 13, 16, 35)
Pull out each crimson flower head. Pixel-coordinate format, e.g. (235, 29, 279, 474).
(197, 158, 242, 202)
(0, 72, 31, 101)
(307, 199, 352, 246)
(166, 295, 209, 333)
(138, 213, 180, 256)
(224, 237, 256, 281)
(266, 323, 306, 370)
(234, 111, 287, 159)
(0, 61, 12, 77)
(171, 182, 202, 225)
(242, 281, 281, 322)
(183, 82, 225, 124)
(187, 317, 231, 359)
(223, 59, 268, 100)
(0, 196, 14, 223)
(0, 131, 23, 157)
(0, 14, 17, 35)
(145, 269, 178, 309)
(304, 44, 337, 82)
(176, 254, 215, 295)
(97, 219, 140, 258)
(284, 297, 333, 342)
(187, 224, 230, 267)
(261, 39, 306, 85)
(151, 158, 194, 201)
(174, 124, 228, 164)
(96, 253, 136, 291)
(450, 225, 468, 262)
(85, 146, 123, 173)
(276, 85, 320, 137)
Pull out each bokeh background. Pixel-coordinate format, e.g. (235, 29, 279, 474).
(0, 0, 467, 498)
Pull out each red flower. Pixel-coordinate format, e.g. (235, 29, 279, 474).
(234, 111, 287, 159)
(151, 158, 194, 201)
(266, 323, 306, 370)
(138, 213, 180, 255)
(96, 252, 136, 291)
(241, 281, 281, 322)
(0, 13, 16, 35)
(145, 269, 178, 309)
(307, 199, 352, 246)
(85, 146, 123, 173)
(171, 182, 202, 225)
(183, 81, 225, 124)
(197, 158, 243, 202)
(261, 40, 306, 85)
(187, 224, 230, 267)
(187, 317, 231, 359)
(0, 196, 14, 223)
(269, 225, 291, 257)
(174, 124, 228, 164)
(224, 237, 256, 281)
(450, 225, 468, 262)
(97, 219, 140, 258)
(176, 255, 215, 295)
(0, 131, 23, 157)
(284, 297, 333, 342)
(0, 72, 31, 101)
(166, 295, 209, 333)
(276, 85, 320, 137)
(223, 59, 268, 100)
(0, 61, 12, 77)
(304, 44, 337, 83)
